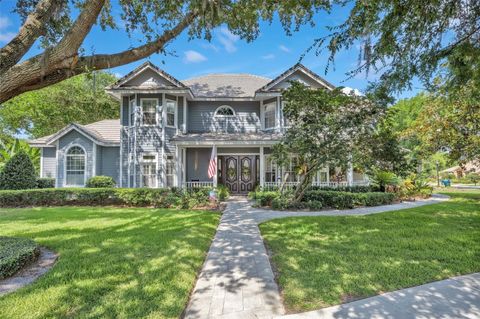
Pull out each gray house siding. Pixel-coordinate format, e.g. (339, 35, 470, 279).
(187, 101, 261, 133)
(56, 130, 94, 187)
(41, 147, 56, 178)
(98, 146, 120, 183)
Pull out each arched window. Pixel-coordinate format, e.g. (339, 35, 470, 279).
(214, 105, 235, 117)
(65, 146, 86, 186)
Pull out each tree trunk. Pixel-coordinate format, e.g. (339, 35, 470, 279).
(293, 163, 319, 202)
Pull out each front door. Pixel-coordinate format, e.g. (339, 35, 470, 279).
(222, 156, 256, 194)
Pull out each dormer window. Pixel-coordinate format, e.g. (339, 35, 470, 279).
(264, 102, 276, 129)
(214, 105, 235, 117)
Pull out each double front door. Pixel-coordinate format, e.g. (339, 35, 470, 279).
(220, 155, 257, 194)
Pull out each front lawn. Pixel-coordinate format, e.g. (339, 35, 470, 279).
(260, 190, 480, 312)
(0, 206, 220, 319)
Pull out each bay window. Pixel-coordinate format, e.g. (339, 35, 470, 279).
(141, 99, 157, 126)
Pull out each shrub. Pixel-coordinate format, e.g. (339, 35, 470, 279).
(0, 151, 37, 190)
(36, 177, 55, 189)
(306, 200, 323, 211)
(370, 170, 398, 192)
(271, 196, 305, 210)
(86, 176, 116, 188)
(0, 188, 212, 209)
(0, 237, 40, 279)
(304, 190, 395, 209)
(467, 172, 480, 185)
(216, 185, 230, 201)
(250, 191, 279, 206)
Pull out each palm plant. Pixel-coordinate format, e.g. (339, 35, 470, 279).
(0, 139, 40, 173)
(371, 169, 398, 192)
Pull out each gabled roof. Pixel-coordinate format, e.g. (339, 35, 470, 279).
(107, 61, 188, 89)
(28, 119, 120, 147)
(182, 74, 271, 98)
(257, 63, 335, 92)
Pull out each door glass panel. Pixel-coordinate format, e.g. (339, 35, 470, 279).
(226, 158, 237, 182)
(241, 158, 251, 182)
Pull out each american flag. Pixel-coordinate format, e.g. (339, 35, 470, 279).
(208, 147, 217, 179)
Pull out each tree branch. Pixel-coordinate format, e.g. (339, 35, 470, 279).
(76, 10, 198, 70)
(55, 0, 106, 56)
(0, 0, 64, 74)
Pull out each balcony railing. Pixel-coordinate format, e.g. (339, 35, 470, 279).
(211, 115, 261, 133)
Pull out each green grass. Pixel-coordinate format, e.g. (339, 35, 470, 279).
(260, 190, 480, 312)
(0, 206, 220, 319)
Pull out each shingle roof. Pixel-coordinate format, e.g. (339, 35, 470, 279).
(171, 132, 282, 143)
(182, 74, 271, 98)
(28, 119, 120, 146)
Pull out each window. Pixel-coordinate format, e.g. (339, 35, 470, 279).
(285, 157, 301, 182)
(140, 154, 157, 188)
(265, 155, 277, 183)
(166, 155, 175, 187)
(65, 146, 85, 186)
(166, 100, 176, 127)
(141, 99, 157, 126)
(264, 102, 276, 129)
(129, 98, 135, 126)
(282, 101, 290, 127)
(214, 105, 235, 117)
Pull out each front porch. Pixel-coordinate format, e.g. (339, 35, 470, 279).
(175, 143, 369, 194)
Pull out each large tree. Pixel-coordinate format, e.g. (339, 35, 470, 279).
(273, 82, 385, 201)
(313, 0, 480, 94)
(0, 0, 332, 103)
(0, 71, 118, 138)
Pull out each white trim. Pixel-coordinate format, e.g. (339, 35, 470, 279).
(260, 100, 265, 130)
(259, 65, 335, 92)
(217, 152, 260, 156)
(175, 147, 181, 187)
(183, 96, 187, 133)
(40, 148, 44, 178)
(182, 148, 186, 185)
(276, 96, 281, 131)
(44, 125, 118, 147)
(165, 98, 177, 128)
(259, 146, 265, 188)
(161, 93, 166, 187)
(119, 130, 123, 187)
(64, 144, 87, 187)
(140, 97, 159, 126)
(92, 143, 97, 177)
(173, 140, 278, 146)
(214, 105, 236, 117)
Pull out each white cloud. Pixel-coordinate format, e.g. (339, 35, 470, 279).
(184, 50, 207, 63)
(218, 27, 239, 53)
(114, 72, 123, 78)
(279, 45, 291, 53)
(0, 16, 15, 43)
(0, 16, 11, 30)
(262, 54, 275, 60)
(201, 43, 220, 52)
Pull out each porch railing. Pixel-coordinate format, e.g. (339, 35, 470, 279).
(183, 181, 214, 189)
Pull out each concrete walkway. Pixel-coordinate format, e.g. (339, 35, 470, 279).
(277, 273, 480, 319)
(184, 194, 479, 319)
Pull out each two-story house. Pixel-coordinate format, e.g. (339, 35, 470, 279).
(29, 62, 368, 194)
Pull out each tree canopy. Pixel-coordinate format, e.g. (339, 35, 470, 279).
(313, 0, 480, 94)
(0, 0, 333, 103)
(0, 71, 118, 138)
(273, 82, 385, 201)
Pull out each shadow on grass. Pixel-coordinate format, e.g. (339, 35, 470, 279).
(0, 207, 220, 319)
(260, 191, 480, 314)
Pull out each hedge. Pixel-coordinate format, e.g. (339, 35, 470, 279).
(248, 191, 279, 206)
(86, 176, 116, 188)
(0, 188, 213, 209)
(304, 190, 395, 209)
(309, 185, 375, 193)
(0, 237, 40, 279)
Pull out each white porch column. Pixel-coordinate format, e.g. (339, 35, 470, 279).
(347, 161, 354, 186)
(183, 96, 187, 133)
(182, 148, 187, 186)
(259, 146, 265, 188)
(213, 145, 218, 187)
(175, 146, 181, 187)
(276, 96, 281, 132)
(260, 100, 265, 130)
(326, 164, 330, 185)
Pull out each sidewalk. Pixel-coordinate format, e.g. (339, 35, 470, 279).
(276, 273, 480, 319)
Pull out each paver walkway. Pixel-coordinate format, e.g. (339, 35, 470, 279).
(184, 194, 474, 319)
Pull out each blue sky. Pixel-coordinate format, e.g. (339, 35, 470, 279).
(0, 2, 422, 99)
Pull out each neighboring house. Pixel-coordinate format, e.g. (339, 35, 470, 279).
(29, 62, 368, 193)
(441, 161, 480, 178)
